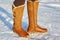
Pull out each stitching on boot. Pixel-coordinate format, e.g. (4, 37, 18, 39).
(12, 3, 24, 12)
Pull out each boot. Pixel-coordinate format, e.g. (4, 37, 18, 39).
(27, 1, 35, 33)
(12, 2, 29, 37)
(27, 1, 48, 33)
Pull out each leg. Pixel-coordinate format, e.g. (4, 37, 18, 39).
(27, 1, 35, 33)
(27, 0, 48, 33)
(12, 0, 29, 37)
(33, 0, 48, 33)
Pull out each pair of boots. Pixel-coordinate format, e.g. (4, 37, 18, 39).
(12, 0, 47, 37)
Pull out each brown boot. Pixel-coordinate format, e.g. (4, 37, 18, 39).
(27, 1, 35, 33)
(12, 3, 29, 37)
(27, 1, 48, 33)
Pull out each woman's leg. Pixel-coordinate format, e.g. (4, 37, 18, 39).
(12, 0, 29, 37)
(27, 0, 48, 33)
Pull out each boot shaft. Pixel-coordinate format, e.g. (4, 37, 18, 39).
(33, 1, 39, 25)
(12, 3, 24, 28)
(27, 1, 39, 26)
(27, 1, 34, 26)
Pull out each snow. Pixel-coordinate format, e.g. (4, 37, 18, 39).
(0, 0, 60, 40)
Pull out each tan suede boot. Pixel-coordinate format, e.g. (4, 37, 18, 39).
(27, 1, 48, 33)
(12, 3, 29, 37)
(27, 1, 35, 33)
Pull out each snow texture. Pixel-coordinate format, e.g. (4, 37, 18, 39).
(0, 0, 60, 40)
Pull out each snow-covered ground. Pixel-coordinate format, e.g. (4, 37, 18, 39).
(0, 0, 60, 40)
